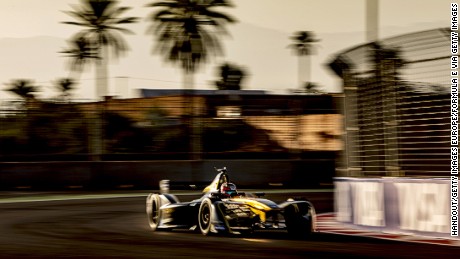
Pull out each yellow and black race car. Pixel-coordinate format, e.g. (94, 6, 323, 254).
(146, 167, 316, 238)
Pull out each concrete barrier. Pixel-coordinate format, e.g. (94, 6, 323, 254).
(0, 159, 334, 190)
(334, 177, 458, 239)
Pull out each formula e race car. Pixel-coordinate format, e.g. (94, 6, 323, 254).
(146, 167, 316, 238)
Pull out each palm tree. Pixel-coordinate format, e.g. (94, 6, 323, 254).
(215, 62, 246, 90)
(62, 0, 138, 100)
(289, 31, 319, 90)
(146, 0, 236, 90)
(4, 79, 40, 147)
(54, 78, 77, 101)
(5, 79, 40, 121)
(5, 79, 39, 100)
(62, 0, 138, 160)
(60, 36, 99, 81)
(147, 0, 236, 159)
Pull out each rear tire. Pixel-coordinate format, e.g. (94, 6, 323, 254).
(146, 194, 161, 231)
(198, 198, 213, 235)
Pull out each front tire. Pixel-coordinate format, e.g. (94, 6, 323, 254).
(198, 198, 213, 235)
(285, 203, 314, 239)
(146, 194, 161, 231)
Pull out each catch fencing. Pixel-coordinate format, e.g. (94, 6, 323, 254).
(330, 28, 453, 177)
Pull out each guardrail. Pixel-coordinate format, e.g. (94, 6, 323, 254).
(334, 177, 458, 239)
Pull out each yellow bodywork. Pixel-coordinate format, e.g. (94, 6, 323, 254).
(202, 171, 272, 222)
(231, 198, 272, 222)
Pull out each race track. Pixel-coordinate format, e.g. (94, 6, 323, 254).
(0, 191, 458, 258)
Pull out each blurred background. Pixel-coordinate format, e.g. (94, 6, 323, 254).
(0, 0, 454, 189)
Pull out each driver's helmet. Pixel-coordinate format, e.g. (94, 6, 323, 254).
(220, 182, 237, 197)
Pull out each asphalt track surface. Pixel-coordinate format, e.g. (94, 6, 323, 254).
(0, 191, 459, 259)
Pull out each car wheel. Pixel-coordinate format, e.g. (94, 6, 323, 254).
(285, 203, 313, 239)
(198, 198, 213, 235)
(146, 193, 161, 231)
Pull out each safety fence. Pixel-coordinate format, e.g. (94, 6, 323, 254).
(330, 28, 453, 177)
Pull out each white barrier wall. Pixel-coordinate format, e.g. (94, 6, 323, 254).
(334, 177, 458, 239)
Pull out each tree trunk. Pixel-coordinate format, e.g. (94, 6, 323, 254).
(305, 54, 311, 86)
(298, 55, 311, 91)
(183, 69, 201, 160)
(91, 45, 109, 161)
(96, 46, 109, 100)
(298, 55, 303, 90)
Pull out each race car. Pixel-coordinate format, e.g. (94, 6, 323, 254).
(146, 167, 316, 238)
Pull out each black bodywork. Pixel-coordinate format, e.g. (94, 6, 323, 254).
(146, 168, 316, 237)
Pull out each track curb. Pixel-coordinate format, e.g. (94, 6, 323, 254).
(316, 213, 460, 247)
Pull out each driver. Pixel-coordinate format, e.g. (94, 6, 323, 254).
(220, 182, 238, 197)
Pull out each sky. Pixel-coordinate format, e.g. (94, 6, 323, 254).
(0, 0, 453, 100)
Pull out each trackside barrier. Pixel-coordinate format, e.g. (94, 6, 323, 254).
(0, 159, 334, 190)
(334, 177, 459, 239)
